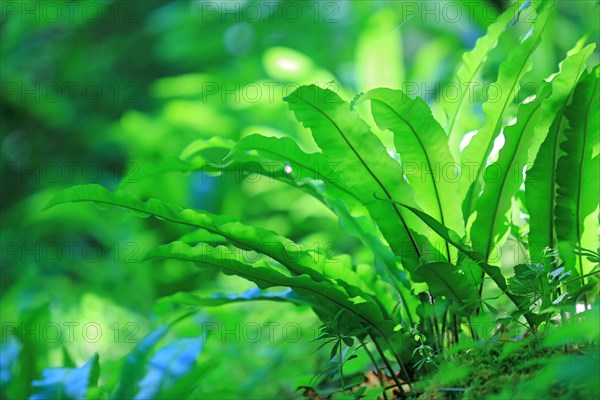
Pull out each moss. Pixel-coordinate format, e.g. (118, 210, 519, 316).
(417, 338, 599, 400)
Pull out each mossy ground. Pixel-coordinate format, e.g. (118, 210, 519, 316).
(415, 338, 599, 400)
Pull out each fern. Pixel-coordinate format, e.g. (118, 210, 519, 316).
(42, 1, 599, 396)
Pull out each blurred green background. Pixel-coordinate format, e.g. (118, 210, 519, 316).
(1, 0, 598, 398)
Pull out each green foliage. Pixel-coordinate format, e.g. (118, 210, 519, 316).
(412, 263, 480, 316)
(555, 66, 600, 279)
(3, 0, 599, 398)
(445, 0, 530, 160)
(285, 85, 425, 270)
(525, 40, 596, 267)
(461, 0, 553, 231)
(356, 87, 464, 262)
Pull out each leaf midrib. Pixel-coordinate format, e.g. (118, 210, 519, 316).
(484, 98, 546, 259)
(158, 254, 392, 339)
(60, 196, 320, 280)
(233, 145, 358, 200)
(547, 57, 591, 251)
(465, 17, 550, 218)
(296, 96, 422, 258)
(447, 1, 527, 137)
(374, 99, 451, 262)
(574, 78, 598, 276)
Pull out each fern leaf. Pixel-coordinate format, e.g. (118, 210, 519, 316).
(525, 42, 596, 265)
(555, 67, 600, 278)
(445, 0, 530, 160)
(285, 85, 429, 270)
(460, 1, 554, 224)
(357, 88, 464, 263)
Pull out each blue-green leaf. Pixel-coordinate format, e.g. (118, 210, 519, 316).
(112, 326, 170, 400)
(155, 288, 305, 313)
(134, 338, 204, 400)
(30, 354, 99, 400)
(0, 337, 21, 387)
